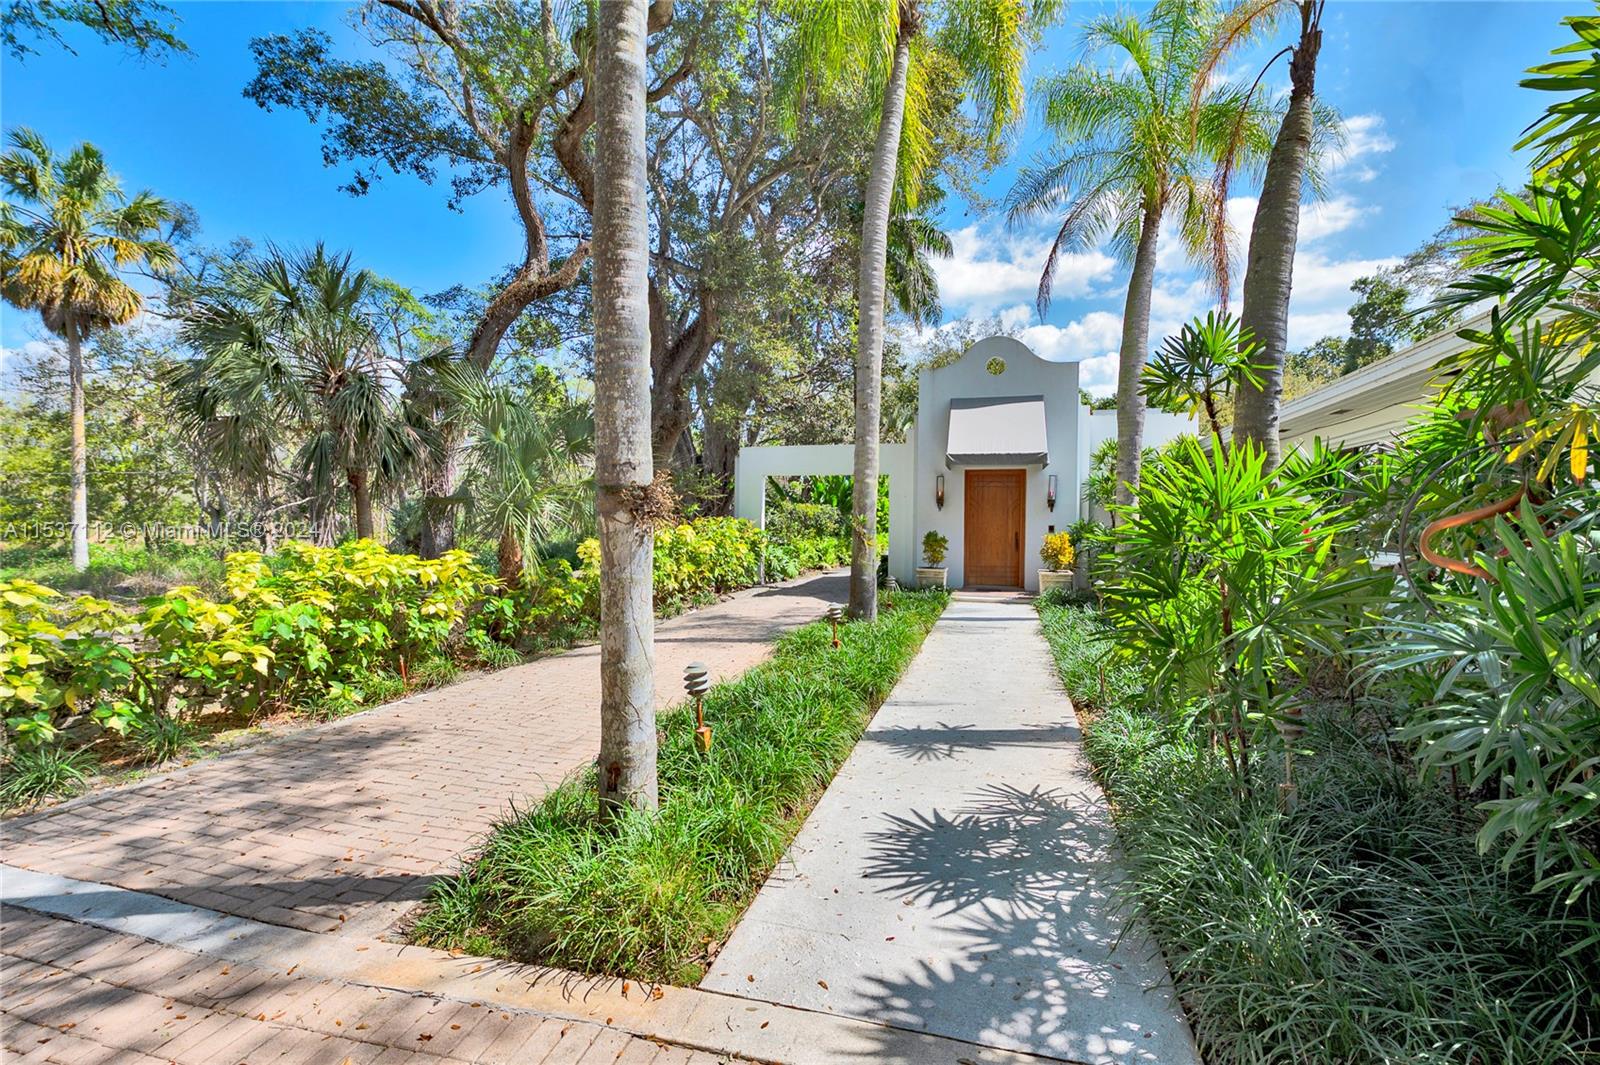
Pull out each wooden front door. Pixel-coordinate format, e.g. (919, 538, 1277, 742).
(963, 469, 1025, 588)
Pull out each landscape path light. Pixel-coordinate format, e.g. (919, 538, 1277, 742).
(826, 603, 844, 648)
(684, 661, 712, 753)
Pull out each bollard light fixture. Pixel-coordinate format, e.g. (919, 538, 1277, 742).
(935, 474, 945, 510)
(885, 575, 898, 608)
(684, 662, 712, 752)
(826, 603, 844, 648)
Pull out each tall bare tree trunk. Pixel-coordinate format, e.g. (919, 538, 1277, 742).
(1231, 2, 1321, 471)
(1111, 198, 1162, 519)
(348, 468, 375, 540)
(65, 315, 90, 572)
(850, 6, 916, 620)
(593, 0, 657, 818)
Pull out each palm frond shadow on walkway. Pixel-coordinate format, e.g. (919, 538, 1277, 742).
(866, 719, 1082, 762)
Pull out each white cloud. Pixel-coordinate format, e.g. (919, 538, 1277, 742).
(933, 224, 1116, 315)
(1325, 113, 1395, 182)
(1287, 250, 1401, 309)
(929, 128, 1402, 397)
(0, 338, 62, 373)
(1013, 308, 1124, 363)
(1226, 194, 1375, 248)
(997, 304, 1034, 331)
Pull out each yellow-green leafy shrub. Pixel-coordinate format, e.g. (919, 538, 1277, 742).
(229, 540, 489, 677)
(4, 525, 780, 756)
(576, 517, 766, 612)
(1, 579, 140, 746)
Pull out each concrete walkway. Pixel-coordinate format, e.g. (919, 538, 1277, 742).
(703, 594, 1199, 1065)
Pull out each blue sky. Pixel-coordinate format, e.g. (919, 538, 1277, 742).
(0, 1, 1572, 394)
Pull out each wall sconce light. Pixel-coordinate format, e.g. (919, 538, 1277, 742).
(935, 474, 945, 510)
(1047, 474, 1058, 511)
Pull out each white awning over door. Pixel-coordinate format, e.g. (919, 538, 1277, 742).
(945, 395, 1048, 466)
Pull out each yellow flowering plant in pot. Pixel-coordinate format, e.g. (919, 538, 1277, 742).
(1039, 531, 1076, 594)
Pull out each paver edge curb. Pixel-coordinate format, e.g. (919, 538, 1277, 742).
(1, 863, 1082, 1065)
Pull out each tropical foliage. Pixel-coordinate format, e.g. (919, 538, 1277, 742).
(1007, 0, 1288, 508)
(0, 128, 176, 571)
(172, 244, 425, 542)
(1052, 28, 1600, 1059)
(2, 514, 839, 804)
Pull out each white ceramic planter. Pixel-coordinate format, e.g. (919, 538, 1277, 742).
(1038, 569, 1074, 594)
(915, 566, 948, 589)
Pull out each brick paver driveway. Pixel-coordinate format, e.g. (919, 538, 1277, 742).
(2, 570, 847, 940)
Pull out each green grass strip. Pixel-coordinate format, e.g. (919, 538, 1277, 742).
(410, 588, 949, 984)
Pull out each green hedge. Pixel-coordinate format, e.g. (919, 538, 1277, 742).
(765, 500, 846, 542)
(411, 588, 949, 983)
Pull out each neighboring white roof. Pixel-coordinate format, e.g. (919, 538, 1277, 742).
(1280, 310, 1487, 450)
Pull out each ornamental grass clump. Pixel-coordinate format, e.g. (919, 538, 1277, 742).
(409, 589, 949, 983)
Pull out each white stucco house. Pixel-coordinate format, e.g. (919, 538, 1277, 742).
(732, 336, 1194, 591)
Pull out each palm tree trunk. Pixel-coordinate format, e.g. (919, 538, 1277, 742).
(348, 468, 375, 540)
(66, 315, 90, 572)
(418, 440, 460, 558)
(593, 0, 657, 819)
(1232, 4, 1321, 471)
(497, 525, 525, 587)
(849, 7, 916, 621)
(1111, 198, 1163, 519)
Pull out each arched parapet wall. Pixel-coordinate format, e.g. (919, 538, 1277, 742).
(915, 337, 1081, 591)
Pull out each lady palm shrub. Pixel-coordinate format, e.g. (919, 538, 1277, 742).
(1378, 513, 1600, 900)
(1103, 436, 1381, 785)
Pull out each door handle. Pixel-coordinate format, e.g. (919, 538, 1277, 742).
(1014, 531, 1020, 550)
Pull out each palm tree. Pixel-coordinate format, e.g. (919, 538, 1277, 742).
(886, 203, 954, 329)
(0, 129, 175, 571)
(1140, 310, 1267, 438)
(173, 245, 420, 541)
(439, 363, 594, 586)
(1198, 0, 1329, 469)
(592, 0, 658, 817)
(791, 0, 1057, 619)
(1006, 0, 1275, 515)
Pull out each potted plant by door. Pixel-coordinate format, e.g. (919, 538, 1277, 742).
(917, 531, 949, 589)
(1038, 531, 1076, 595)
